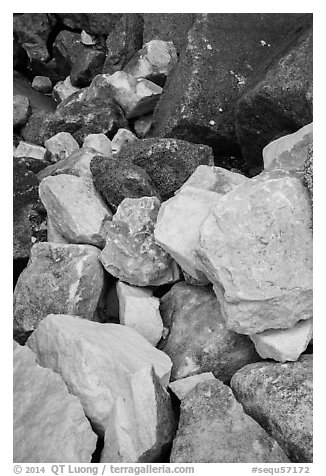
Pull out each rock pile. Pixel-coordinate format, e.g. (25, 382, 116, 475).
(13, 13, 313, 464)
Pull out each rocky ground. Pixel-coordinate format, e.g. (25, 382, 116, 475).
(13, 13, 313, 463)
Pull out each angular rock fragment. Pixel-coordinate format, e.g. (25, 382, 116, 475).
(101, 366, 176, 462)
(27, 314, 173, 434)
(15, 141, 46, 161)
(32, 75, 52, 93)
(90, 155, 159, 210)
(13, 95, 31, 129)
(14, 243, 104, 332)
(39, 174, 112, 247)
(56, 13, 122, 36)
(47, 216, 69, 244)
(134, 113, 153, 138)
(14, 13, 53, 65)
(14, 342, 96, 463)
(52, 30, 87, 78)
(250, 318, 313, 363)
(81, 30, 96, 46)
(160, 282, 259, 382)
(111, 128, 139, 154)
(197, 172, 313, 334)
(263, 123, 313, 173)
(116, 281, 163, 345)
(231, 355, 313, 462)
(123, 40, 178, 86)
(169, 372, 215, 400)
(170, 379, 289, 463)
(100, 197, 180, 286)
(52, 76, 81, 103)
(70, 49, 106, 87)
(44, 132, 79, 163)
(83, 133, 112, 156)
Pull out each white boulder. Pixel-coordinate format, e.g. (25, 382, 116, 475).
(83, 133, 112, 156)
(44, 132, 79, 164)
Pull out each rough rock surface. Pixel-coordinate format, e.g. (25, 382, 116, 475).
(250, 318, 313, 363)
(14, 243, 104, 333)
(123, 40, 178, 86)
(303, 144, 313, 205)
(170, 379, 289, 463)
(13, 13, 53, 65)
(56, 13, 122, 36)
(39, 174, 112, 247)
(159, 283, 259, 382)
(103, 13, 144, 75)
(114, 138, 214, 201)
(90, 154, 159, 210)
(235, 19, 312, 174)
(52, 76, 81, 103)
(32, 76, 52, 93)
(116, 281, 163, 345)
(27, 314, 173, 434)
(14, 341, 96, 463)
(44, 132, 79, 163)
(100, 197, 180, 286)
(111, 128, 139, 154)
(197, 172, 313, 334)
(168, 373, 215, 400)
(13, 95, 31, 129)
(231, 355, 313, 462)
(52, 30, 88, 78)
(70, 49, 106, 87)
(20, 110, 49, 146)
(101, 367, 176, 462)
(83, 133, 112, 156)
(15, 141, 46, 161)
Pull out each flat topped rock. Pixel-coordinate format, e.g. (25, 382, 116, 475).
(44, 132, 79, 164)
(14, 341, 96, 463)
(27, 314, 173, 434)
(169, 372, 215, 400)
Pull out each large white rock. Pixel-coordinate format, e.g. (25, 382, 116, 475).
(169, 373, 216, 400)
(52, 76, 81, 103)
(39, 174, 112, 248)
(154, 186, 220, 280)
(101, 367, 175, 462)
(111, 128, 139, 154)
(116, 281, 163, 345)
(14, 341, 96, 463)
(197, 172, 313, 334)
(250, 318, 313, 363)
(44, 132, 79, 163)
(263, 123, 313, 173)
(27, 314, 173, 435)
(83, 133, 112, 156)
(14, 141, 46, 161)
(176, 165, 248, 194)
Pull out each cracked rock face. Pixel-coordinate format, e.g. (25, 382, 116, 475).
(14, 341, 97, 463)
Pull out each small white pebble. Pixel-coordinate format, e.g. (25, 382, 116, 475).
(209, 120, 215, 126)
(31, 237, 36, 243)
(207, 44, 212, 50)
(219, 108, 223, 112)
(260, 40, 267, 46)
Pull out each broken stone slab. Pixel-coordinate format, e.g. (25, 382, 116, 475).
(196, 172, 313, 334)
(230, 354, 313, 462)
(263, 123, 313, 174)
(37, 147, 102, 181)
(27, 314, 173, 435)
(97, 71, 162, 119)
(52, 76, 81, 103)
(44, 132, 79, 164)
(134, 113, 153, 138)
(154, 186, 221, 280)
(83, 133, 112, 156)
(116, 281, 163, 345)
(14, 341, 97, 463)
(168, 372, 215, 400)
(170, 379, 289, 463)
(32, 75, 52, 94)
(14, 242, 104, 333)
(101, 366, 176, 462)
(123, 40, 178, 86)
(100, 197, 180, 286)
(176, 164, 248, 194)
(111, 128, 139, 154)
(39, 174, 112, 248)
(250, 318, 313, 363)
(13, 95, 31, 129)
(14, 141, 46, 161)
(159, 282, 259, 382)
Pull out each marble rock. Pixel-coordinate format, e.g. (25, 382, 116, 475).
(44, 132, 79, 164)
(27, 314, 173, 434)
(231, 355, 313, 462)
(13, 95, 31, 128)
(197, 172, 313, 334)
(154, 186, 221, 280)
(13, 242, 104, 332)
(111, 128, 139, 154)
(250, 318, 313, 363)
(116, 281, 163, 345)
(83, 133, 112, 156)
(100, 196, 180, 286)
(170, 379, 289, 463)
(159, 282, 259, 382)
(32, 76, 52, 94)
(123, 40, 178, 86)
(39, 174, 112, 248)
(101, 367, 176, 462)
(168, 372, 215, 400)
(15, 141, 46, 161)
(14, 341, 96, 463)
(52, 76, 81, 103)
(263, 123, 313, 174)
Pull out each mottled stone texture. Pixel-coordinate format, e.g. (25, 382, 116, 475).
(38, 148, 100, 181)
(231, 355, 313, 462)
